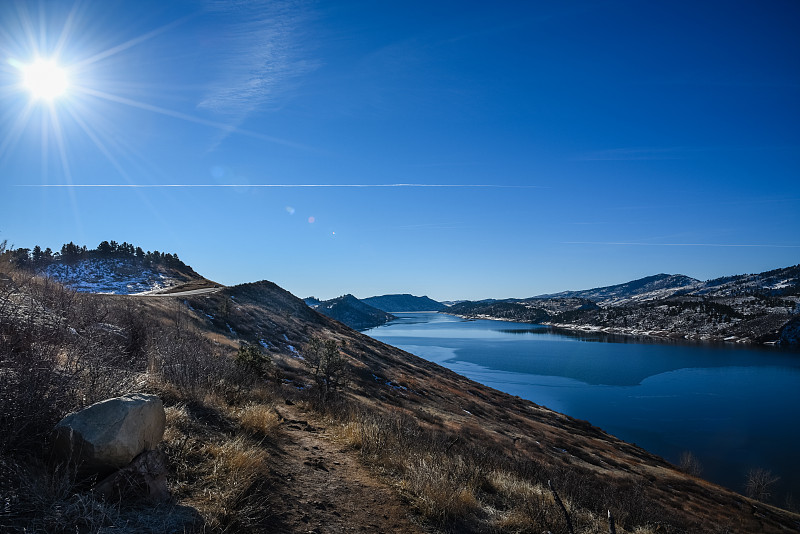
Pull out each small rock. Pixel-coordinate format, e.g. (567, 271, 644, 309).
(94, 448, 170, 502)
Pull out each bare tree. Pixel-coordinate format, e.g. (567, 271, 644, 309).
(678, 451, 703, 477)
(746, 468, 779, 502)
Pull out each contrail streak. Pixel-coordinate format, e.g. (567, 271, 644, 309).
(564, 241, 800, 248)
(21, 183, 542, 188)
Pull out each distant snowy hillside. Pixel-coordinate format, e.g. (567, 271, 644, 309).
(690, 264, 800, 298)
(537, 267, 800, 306)
(445, 265, 800, 346)
(44, 258, 190, 294)
(539, 274, 701, 306)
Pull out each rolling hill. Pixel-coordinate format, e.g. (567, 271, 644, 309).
(307, 294, 396, 330)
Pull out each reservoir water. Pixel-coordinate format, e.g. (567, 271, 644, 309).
(364, 312, 800, 504)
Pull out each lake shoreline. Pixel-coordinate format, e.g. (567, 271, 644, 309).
(439, 311, 784, 348)
(367, 312, 800, 505)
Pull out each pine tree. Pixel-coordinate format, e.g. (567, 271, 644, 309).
(31, 245, 43, 265)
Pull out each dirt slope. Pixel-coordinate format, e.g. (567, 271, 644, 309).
(261, 402, 426, 533)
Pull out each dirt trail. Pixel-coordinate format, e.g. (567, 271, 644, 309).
(260, 402, 427, 534)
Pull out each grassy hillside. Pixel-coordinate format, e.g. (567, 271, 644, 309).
(2, 260, 799, 533)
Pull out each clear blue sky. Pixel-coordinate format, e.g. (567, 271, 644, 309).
(2, 0, 798, 301)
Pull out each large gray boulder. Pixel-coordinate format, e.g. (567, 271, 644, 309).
(52, 393, 165, 475)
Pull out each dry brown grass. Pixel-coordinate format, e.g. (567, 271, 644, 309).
(162, 400, 275, 531)
(204, 436, 269, 489)
(336, 420, 364, 449)
(321, 397, 700, 533)
(487, 469, 543, 502)
(338, 417, 486, 523)
(233, 402, 282, 439)
(399, 453, 482, 523)
(327, 404, 619, 532)
(192, 437, 270, 530)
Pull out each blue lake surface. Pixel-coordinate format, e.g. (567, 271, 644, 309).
(364, 312, 800, 502)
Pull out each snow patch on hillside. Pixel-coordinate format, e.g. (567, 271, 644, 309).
(599, 283, 702, 307)
(693, 269, 800, 297)
(44, 258, 183, 295)
(539, 274, 703, 307)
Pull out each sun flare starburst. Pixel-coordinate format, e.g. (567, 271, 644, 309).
(22, 59, 69, 101)
(1, 3, 290, 185)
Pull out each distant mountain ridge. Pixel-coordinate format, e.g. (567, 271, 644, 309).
(311, 294, 396, 330)
(362, 294, 445, 312)
(537, 273, 701, 306)
(445, 265, 800, 346)
(536, 266, 800, 305)
(306, 293, 443, 329)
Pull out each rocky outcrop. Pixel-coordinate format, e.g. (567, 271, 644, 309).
(52, 393, 165, 476)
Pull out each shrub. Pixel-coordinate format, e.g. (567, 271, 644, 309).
(235, 342, 272, 378)
(148, 326, 254, 403)
(304, 336, 347, 400)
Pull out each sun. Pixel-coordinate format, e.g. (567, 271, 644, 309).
(22, 58, 69, 101)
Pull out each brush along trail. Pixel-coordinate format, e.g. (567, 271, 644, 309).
(261, 401, 426, 533)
